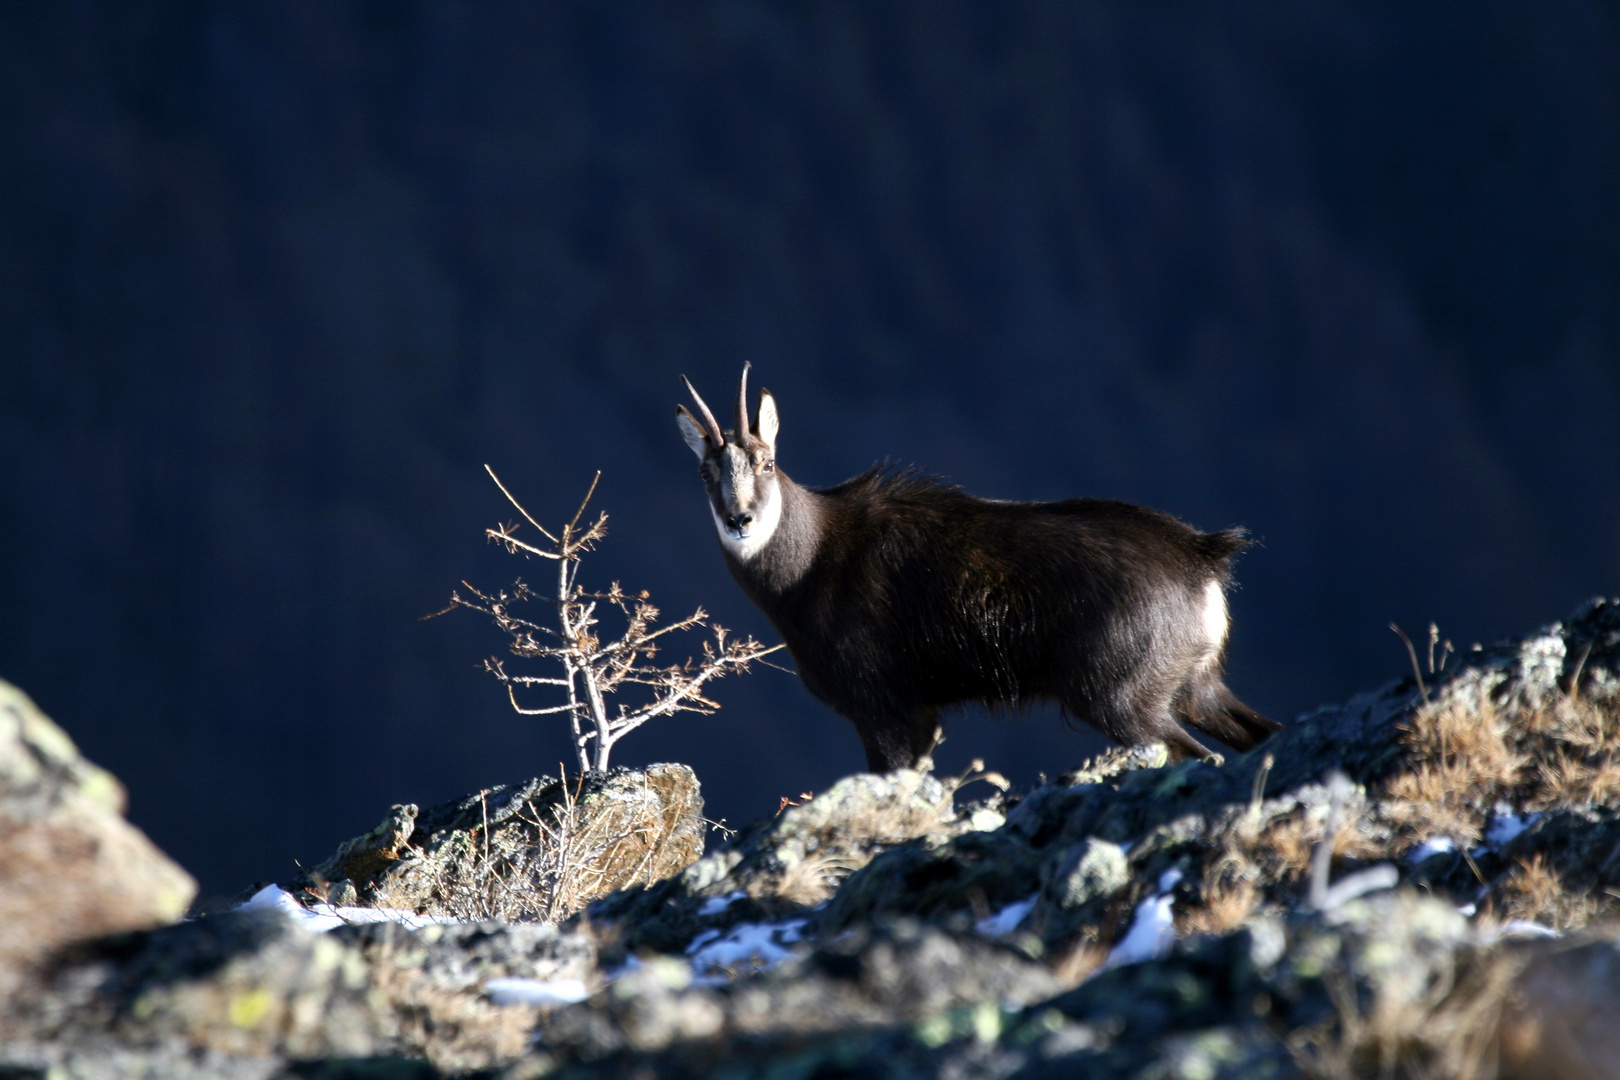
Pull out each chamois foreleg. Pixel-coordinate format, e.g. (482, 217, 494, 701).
(854, 706, 944, 773)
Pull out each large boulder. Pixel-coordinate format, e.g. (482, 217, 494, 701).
(0, 679, 195, 1003)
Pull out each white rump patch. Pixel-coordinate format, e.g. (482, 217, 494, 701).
(1202, 579, 1229, 650)
(712, 482, 782, 562)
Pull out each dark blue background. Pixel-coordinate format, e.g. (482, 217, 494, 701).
(2, 2, 1616, 899)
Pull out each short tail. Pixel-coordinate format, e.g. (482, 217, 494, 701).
(1194, 527, 1257, 566)
(1181, 679, 1281, 752)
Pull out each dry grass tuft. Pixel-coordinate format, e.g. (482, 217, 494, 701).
(1231, 808, 1387, 886)
(369, 772, 689, 923)
(1380, 677, 1619, 839)
(1488, 853, 1603, 931)
(1383, 696, 1527, 848)
(772, 848, 867, 907)
(1049, 940, 1109, 988)
(1179, 873, 1261, 937)
(1519, 694, 1620, 811)
(1293, 945, 1528, 1080)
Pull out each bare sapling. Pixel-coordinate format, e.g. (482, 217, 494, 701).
(441, 466, 783, 772)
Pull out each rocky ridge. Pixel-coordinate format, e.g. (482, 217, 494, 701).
(2, 598, 1619, 1078)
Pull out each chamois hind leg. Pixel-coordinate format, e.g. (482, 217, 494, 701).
(1177, 675, 1281, 752)
(853, 707, 944, 773)
(1063, 679, 1217, 764)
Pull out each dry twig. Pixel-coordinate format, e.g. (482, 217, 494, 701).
(438, 467, 783, 772)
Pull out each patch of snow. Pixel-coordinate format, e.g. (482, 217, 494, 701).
(1485, 805, 1541, 848)
(1104, 869, 1184, 969)
(1106, 893, 1178, 969)
(687, 919, 806, 981)
(485, 977, 590, 1007)
(697, 890, 746, 917)
(1405, 837, 1457, 865)
(237, 884, 454, 933)
(974, 895, 1038, 937)
(968, 808, 1006, 832)
(239, 884, 313, 918)
(1484, 920, 1561, 943)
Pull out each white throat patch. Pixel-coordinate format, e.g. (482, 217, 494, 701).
(712, 482, 782, 562)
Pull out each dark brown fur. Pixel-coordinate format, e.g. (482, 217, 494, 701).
(735, 467, 1276, 770)
(680, 374, 1279, 772)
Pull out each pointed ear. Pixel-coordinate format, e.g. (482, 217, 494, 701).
(676, 406, 712, 461)
(756, 389, 780, 452)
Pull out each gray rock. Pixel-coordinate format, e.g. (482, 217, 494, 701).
(589, 768, 977, 956)
(0, 679, 196, 1007)
(335, 918, 595, 994)
(1047, 839, 1129, 911)
(5, 908, 392, 1079)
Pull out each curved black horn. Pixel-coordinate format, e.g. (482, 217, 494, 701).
(735, 362, 753, 445)
(681, 375, 725, 447)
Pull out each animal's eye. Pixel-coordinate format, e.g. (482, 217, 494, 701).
(700, 467, 715, 485)
(761, 459, 775, 473)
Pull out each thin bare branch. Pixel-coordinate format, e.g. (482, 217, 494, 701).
(485, 463, 559, 544)
(504, 687, 587, 716)
(486, 522, 565, 560)
(452, 470, 783, 773)
(562, 471, 602, 545)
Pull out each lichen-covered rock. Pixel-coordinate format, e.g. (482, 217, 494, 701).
(336, 917, 596, 995)
(539, 917, 1061, 1071)
(296, 763, 706, 922)
(0, 679, 196, 1004)
(5, 908, 392, 1079)
(8, 601, 1620, 1079)
(816, 827, 1046, 934)
(3, 906, 603, 1078)
(1047, 838, 1130, 911)
(588, 768, 989, 957)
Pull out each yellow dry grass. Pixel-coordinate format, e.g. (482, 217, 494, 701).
(1178, 874, 1260, 937)
(1488, 853, 1604, 931)
(1382, 696, 1527, 848)
(1375, 683, 1620, 932)
(368, 780, 674, 924)
(771, 848, 867, 907)
(1049, 940, 1109, 988)
(1293, 945, 1527, 1080)
(1519, 694, 1620, 811)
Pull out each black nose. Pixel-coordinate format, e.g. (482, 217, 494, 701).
(727, 512, 753, 530)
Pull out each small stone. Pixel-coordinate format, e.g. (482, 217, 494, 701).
(1050, 839, 1129, 910)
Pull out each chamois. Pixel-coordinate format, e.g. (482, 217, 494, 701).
(676, 366, 1279, 772)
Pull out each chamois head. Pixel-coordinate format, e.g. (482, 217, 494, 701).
(676, 363, 782, 561)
